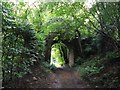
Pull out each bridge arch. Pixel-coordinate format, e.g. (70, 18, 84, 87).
(44, 32, 80, 67)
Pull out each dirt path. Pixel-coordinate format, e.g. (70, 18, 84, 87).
(48, 68, 90, 88)
(5, 65, 91, 88)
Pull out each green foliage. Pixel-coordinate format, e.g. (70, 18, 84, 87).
(2, 1, 120, 87)
(42, 61, 56, 71)
(105, 51, 120, 60)
(75, 57, 84, 65)
(84, 45, 92, 53)
(50, 43, 65, 67)
(77, 57, 104, 77)
(77, 51, 120, 87)
(2, 2, 41, 84)
(92, 71, 120, 88)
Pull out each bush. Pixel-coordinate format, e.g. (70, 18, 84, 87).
(75, 57, 85, 65)
(77, 57, 104, 77)
(105, 51, 120, 60)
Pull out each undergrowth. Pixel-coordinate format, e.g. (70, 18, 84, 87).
(76, 51, 120, 88)
(41, 61, 56, 76)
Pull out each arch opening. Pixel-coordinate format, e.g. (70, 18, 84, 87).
(50, 42, 69, 68)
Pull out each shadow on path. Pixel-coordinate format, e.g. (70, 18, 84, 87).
(48, 67, 91, 88)
(5, 65, 91, 88)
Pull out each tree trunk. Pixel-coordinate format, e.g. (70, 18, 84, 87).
(68, 47, 74, 67)
(76, 30, 83, 56)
